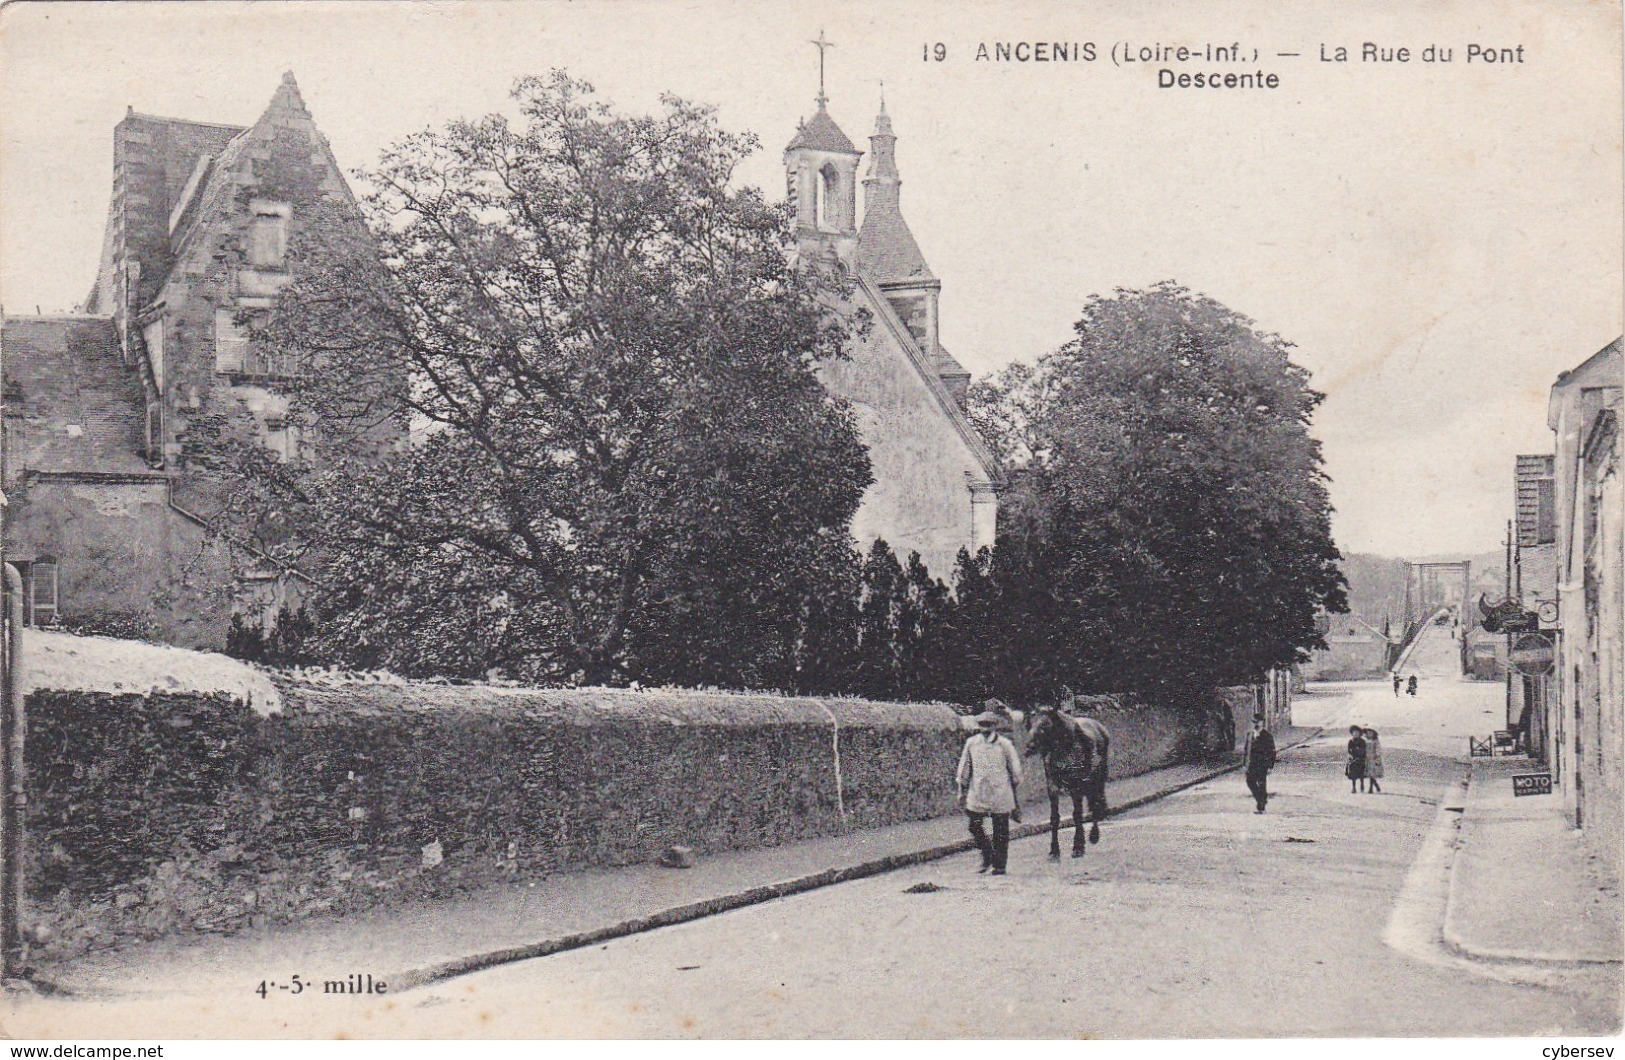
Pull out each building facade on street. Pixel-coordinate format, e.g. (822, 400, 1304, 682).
(784, 90, 1002, 581)
(1543, 337, 1622, 864)
(1301, 617, 1390, 681)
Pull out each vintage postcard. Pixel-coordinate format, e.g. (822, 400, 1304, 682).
(0, 0, 1619, 1047)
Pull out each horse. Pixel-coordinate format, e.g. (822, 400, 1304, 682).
(1024, 704, 1110, 860)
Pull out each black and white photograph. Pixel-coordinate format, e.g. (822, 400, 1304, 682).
(0, 0, 1619, 1045)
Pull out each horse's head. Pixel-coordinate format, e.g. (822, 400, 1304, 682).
(1025, 704, 1066, 757)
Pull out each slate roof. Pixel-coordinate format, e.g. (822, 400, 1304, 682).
(856, 205, 935, 284)
(855, 107, 934, 283)
(786, 106, 859, 154)
(934, 344, 969, 380)
(2, 316, 151, 476)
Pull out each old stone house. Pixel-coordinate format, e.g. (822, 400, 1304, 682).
(1, 73, 368, 646)
(784, 92, 1001, 580)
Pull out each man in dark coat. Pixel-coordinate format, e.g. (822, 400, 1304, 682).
(1242, 714, 1277, 814)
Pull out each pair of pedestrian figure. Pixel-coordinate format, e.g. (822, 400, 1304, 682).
(1345, 725, 1384, 793)
(956, 705, 1023, 875)
(1392, 674, 1418, 697)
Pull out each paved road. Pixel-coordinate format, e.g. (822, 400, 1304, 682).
(12, 632, 1618, 1038)
(365, 681, 1607, 1038)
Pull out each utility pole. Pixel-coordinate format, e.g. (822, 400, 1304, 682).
(0, 316, 23, 985)
(1505, 521, 1515, 733)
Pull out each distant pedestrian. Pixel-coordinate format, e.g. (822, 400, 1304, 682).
(1392, 674, 1402, 697)
(1406, 675, 1418, 697)
(1346, 725, 1368, 794)
(1363, 728, 1384, 794)
(957, 709, 1023, 875)
(1242, 714, 1277, 814)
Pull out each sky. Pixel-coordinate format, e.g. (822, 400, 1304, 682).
(1, 0, 1620, 558)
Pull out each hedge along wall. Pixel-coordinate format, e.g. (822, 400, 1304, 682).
(23, 680, 1236, 961)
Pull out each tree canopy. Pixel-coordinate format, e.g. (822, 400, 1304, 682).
(250, 72, 872, 686)
(968, 282, 1348, 697)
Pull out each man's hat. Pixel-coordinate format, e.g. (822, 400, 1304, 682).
(972, 710, 1011, 730)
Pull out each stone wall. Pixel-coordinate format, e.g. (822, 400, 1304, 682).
(6, 479, 241, 647)
(21, 679, 1235, 961)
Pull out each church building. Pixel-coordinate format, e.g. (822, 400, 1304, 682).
(785, 84, 1001, 580)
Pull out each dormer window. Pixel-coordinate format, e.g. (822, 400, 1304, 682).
(216, 299, 287, 377)
(249, 200, 291, 269)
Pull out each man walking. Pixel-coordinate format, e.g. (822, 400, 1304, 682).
(1242, 714, 1277, 814)
(957, 709, 1023, 874)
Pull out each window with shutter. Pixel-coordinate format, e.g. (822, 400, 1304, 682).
(216, 308, 248, 372)
(249, 201, 291, 268)
(1536, 479, 1556, 545)
(29, 559, 57, 627)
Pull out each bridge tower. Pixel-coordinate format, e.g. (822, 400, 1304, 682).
(1398, 560, 1473, 672)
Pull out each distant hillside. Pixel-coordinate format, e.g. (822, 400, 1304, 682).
(1331, 554, 1407, 635)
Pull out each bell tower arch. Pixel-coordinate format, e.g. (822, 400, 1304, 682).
(784, 32, 861, 266)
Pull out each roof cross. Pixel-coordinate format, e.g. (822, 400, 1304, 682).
(812, 30, 835, 107)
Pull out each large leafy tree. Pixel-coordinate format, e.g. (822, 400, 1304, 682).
(251, 72, 870, 686)
(969, 282, 1347, 698)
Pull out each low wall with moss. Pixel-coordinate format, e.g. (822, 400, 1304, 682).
(23, 680, 1236, 961)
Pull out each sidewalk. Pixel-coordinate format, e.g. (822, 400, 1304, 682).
(1443, 755, 1623, 965)
(41, 728, 1317, 1000)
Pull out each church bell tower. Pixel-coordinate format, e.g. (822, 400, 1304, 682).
(784, 32, 861, 267)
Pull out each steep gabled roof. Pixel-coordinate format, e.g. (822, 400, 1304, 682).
(1562, 337, 1623, 388)
(1549, 337, 1623, 430)
(855, 104, 934, 285)
(87, 73, 359, 314)
(162, 73, 359, 294)
(856, 206, 935, 284)
(786, 106, 859, 155)
(1, 316, 151, 476)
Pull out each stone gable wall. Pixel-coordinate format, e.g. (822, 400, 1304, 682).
(6, 479, 241, 647)
(819, 290, 990, 581)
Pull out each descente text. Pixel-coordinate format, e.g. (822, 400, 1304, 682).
(1159, 69, 1281, 89)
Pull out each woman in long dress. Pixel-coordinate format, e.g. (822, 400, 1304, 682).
(1364, 727, 1384, 794)
(1345, 725, 1367, 794)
